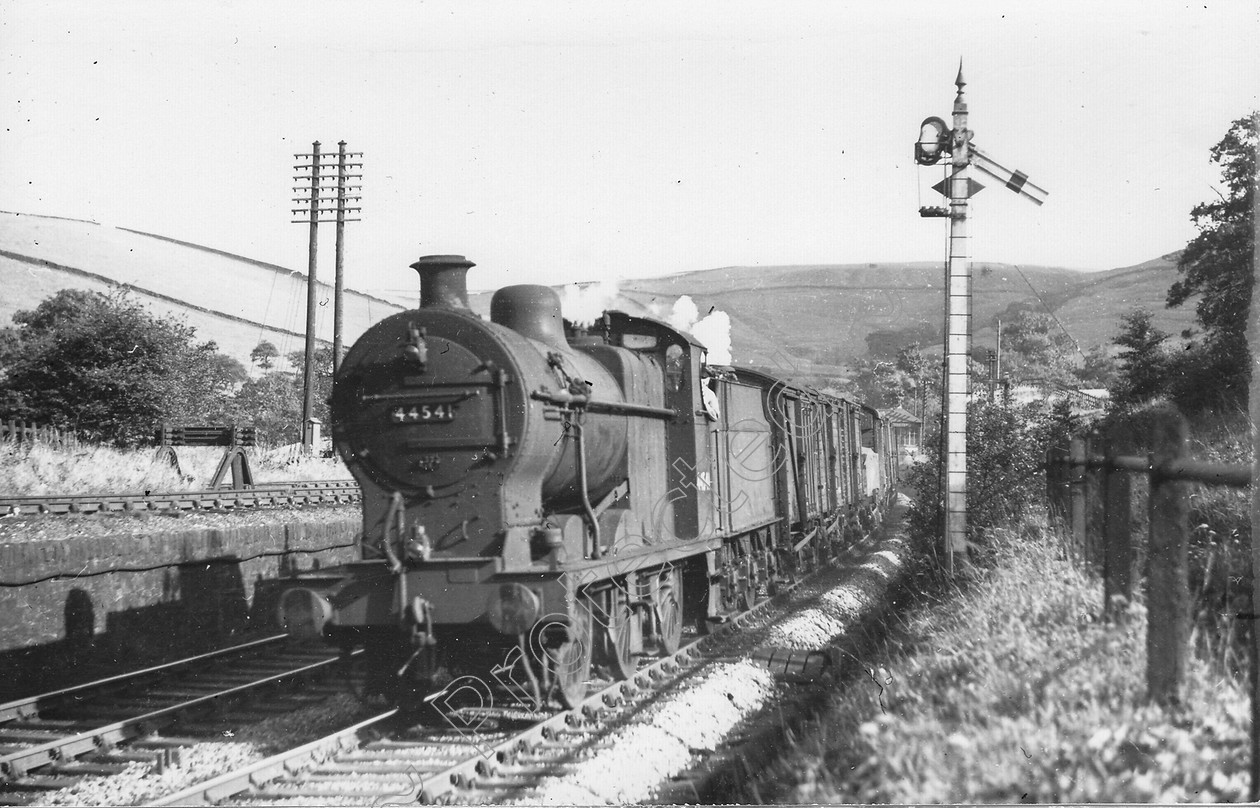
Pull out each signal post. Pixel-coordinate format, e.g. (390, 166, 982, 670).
(915, 65, 1047, 572)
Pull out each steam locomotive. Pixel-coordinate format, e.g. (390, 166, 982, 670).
(278, 255, 894, 708)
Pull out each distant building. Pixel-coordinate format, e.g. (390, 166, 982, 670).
(879, 406, 923, 468)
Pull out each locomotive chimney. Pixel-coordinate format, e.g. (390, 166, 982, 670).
(490, 285, 568, 348)
(411, 255, 474, 310)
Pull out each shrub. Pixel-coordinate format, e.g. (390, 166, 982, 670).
(905, 398, 1070, 563)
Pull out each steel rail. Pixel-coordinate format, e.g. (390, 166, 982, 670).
(0, 648, 352, 779)
(0, 480, 360, 516)
(146, 710, 399, 806)
(145, 559, 822, 806)
(0, 634, 289, 724)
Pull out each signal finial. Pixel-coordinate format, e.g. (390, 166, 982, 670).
(953, 59, 968, 114)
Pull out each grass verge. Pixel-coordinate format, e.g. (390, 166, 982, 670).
(728, 512, 1250, 803)
(0, 440, 351, 496)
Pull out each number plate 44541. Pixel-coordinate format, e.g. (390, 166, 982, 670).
(390, 403, 455, 423)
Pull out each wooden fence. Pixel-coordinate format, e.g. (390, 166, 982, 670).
(1, 419, 79, 450)
(1047, 402, 1251, 704)
(1048, 401, 1258, 789)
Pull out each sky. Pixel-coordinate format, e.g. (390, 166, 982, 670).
(2, 1, 1258, 298)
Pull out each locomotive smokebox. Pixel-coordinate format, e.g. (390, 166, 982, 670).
(412, 254, 474, 310)
(490, 285, 568, 348)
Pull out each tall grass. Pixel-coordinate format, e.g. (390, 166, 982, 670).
(0, 439, 352, 496)
(1163, 406, 1251, 679)
(750, 511, 1250, 803)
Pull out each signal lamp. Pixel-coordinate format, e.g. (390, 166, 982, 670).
(915, 116, 951, 165)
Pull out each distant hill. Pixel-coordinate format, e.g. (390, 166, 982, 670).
(611, 258, 1196, 382)
(0, 212, 1196, 382)
(0, 212, 411, 372)
(1047, 254, 1196, 349)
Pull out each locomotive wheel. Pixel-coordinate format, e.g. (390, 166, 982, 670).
(601, 586, 640, 680)
(655, 568, 683, 655)
(546, 600, 593, 709)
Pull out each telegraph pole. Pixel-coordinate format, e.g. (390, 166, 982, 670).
(915, 64, 1047, 573)
(292, 142, 363, 451)
(334, 142, 349, 375)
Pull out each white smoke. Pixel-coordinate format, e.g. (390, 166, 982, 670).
(560, 280, 620, 326)
(668, 295, 733, 366)
(692, 310, 732, 365)
(667, 295, 699, 332)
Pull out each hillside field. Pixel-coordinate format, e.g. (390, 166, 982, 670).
(0, 212, 1196, 382)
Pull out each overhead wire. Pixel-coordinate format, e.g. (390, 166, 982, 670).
(966, 193, 1088, 364)
(1010, 263, 1088, 363)
(258, 269, 281, 347)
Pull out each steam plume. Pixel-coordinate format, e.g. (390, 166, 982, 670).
(560, 280, 620, 326)
(668, 295, 733, 365)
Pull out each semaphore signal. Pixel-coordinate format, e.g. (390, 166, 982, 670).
(914, 64, 1047, 574)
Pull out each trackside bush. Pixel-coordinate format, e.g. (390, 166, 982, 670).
(905, 398, 1073, 563)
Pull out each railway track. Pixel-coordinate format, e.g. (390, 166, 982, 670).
(0, 635, 360, 805)
(0, 480, 359, 517)
(150, 570, 826, 806)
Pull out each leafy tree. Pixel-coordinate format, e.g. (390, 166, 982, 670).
(0, 289, 242, 445)
(233, 371, 303, 444)
(287, 347, 334, 427)
(999, 310, 1078, 386)
(232, 346, 334, 444)
(166, 341, 247, 425)
(1166, 113, 1257, 409)
(905, 398, 1064, 563)
(894, 343, 941, 417)
(250, 340, 280, 370)
(1076, 345, 1119, 388)
(847, 358, 905, 409)
(1110, 308, 1170, 410)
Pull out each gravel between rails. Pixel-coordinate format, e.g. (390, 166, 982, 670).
(24, 694, 374, 807)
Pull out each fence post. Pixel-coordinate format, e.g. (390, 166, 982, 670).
(1085, 431, 1105, 570)
(1147, 404, 1189, 706)
(1102, 422, 1134, 617)
(1068, 436, 1087, 563)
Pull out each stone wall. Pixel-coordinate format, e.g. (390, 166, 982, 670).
(0, 517, 359, 697)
